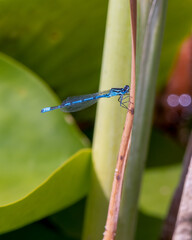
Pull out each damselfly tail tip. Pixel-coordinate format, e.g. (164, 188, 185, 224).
(41, 107, 51, 113)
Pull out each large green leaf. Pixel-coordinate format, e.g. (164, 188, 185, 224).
(0, 53, 91, 233)
(0, 199, 87, 240)
(0, 0, 108, 97)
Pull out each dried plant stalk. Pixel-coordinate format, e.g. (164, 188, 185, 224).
(172, 151, 192, 240)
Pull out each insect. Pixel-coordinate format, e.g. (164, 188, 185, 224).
(41, 85, 130, 113)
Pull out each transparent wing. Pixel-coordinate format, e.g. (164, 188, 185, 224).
(97, 90, 111, 97)
(61, 93, 99, 112)
(60, 90, 111, 112)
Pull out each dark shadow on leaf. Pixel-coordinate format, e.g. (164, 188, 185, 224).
(136, 210, 163, 240)
(146, 129, 184, 168)
(0, 199, 87, 240)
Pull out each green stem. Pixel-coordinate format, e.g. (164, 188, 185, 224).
(82, 0, 131, 239)
(117, 0, 168, 239)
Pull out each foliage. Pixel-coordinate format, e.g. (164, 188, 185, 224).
(0, 0, 191, 239)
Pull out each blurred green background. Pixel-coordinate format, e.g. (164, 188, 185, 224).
(0, 0, 191, 239)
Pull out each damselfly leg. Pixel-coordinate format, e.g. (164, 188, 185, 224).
(118, 94, 130, 109)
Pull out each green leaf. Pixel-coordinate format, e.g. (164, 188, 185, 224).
(0, 53, 91, 233)
(0, 0, 108, 97)
(0, 222, 64, 240)
(140, 164, 181, 218)
(136, 211, 162, 240)
(49, 198, 86, 239)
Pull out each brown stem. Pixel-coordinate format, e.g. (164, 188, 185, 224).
(172, 144, 192, 239)
(160, 132, 192, 240)
(102, 0, 137, 239)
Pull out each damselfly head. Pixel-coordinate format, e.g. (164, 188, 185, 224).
(123, 85, 130, 93)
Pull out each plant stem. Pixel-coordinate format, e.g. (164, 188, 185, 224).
(117, 0, 168, 239)
(103, 0, 136, 239)
(172, 153, 192, 239)
(82, 0, 132, 239)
